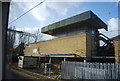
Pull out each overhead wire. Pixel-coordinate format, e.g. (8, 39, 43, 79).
(9, 1, 120, 34)
(9, 0, 46, 25)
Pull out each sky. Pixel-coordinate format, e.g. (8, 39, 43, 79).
(8, 0, 119, 45)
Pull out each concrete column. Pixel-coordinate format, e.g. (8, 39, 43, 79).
(84, 59, 86, 63)
(49, 57, 51, 63)
(49, 57, 51, 76)
(38, 57, 40, 68)
(63, 57, 66, 61)
(44, 63, 47, 74)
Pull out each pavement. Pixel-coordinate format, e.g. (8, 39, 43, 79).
(4, 64, 62, 81)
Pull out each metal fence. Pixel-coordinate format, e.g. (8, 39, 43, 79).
(61, 61, 120, 80)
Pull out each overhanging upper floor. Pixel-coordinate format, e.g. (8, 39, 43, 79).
(41, 11, 107, 37)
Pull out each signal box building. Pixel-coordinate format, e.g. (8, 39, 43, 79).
(23, 11, 117, 70)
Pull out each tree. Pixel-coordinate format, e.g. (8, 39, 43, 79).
(34, 29, 44, 42)
(16, 42, 25, 56)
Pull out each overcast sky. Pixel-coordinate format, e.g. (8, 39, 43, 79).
(8, 0, 119, 42)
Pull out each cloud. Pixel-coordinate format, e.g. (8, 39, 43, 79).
(107, 18, 119, 31)
(10, 0, 120, 2)
(16, 27, 56, 45)
(99, 18, 119, 38)
(16, 27, 41, 33)
(28, 3, 51, 21)
(16, 2, 50, 21)
(15, 27, 43, 44)
(46, 2, 69, 16)
(9, 3, 18, 24)
(13, 2, 80, 22)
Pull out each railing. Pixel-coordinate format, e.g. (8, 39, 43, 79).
(61, 61, 120, 80)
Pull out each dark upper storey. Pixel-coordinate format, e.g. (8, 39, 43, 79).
(41, 11, 107, 37)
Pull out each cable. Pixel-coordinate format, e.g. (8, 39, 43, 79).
(9, 0, 46, 25)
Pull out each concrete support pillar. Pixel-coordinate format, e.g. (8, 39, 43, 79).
(49, 57, 51, 63)
(49, 57, 51, 76)
(38, 57, 41, 68)
(84, 59, 86, 63)
(63, 57, 66, 62)
(44, 64, 47, 74)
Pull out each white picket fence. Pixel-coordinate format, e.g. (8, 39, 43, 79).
(61, 61, 120, 80)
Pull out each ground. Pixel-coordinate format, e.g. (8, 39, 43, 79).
(4, 63, 63, 81)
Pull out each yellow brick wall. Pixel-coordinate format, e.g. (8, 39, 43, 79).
(24, 34, 87, 57)
(114, 41, 120, 63)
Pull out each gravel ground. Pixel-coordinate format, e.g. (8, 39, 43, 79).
(11, 65, 62, 81)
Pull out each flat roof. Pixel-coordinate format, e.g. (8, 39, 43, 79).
(41, 11, 107, 35)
